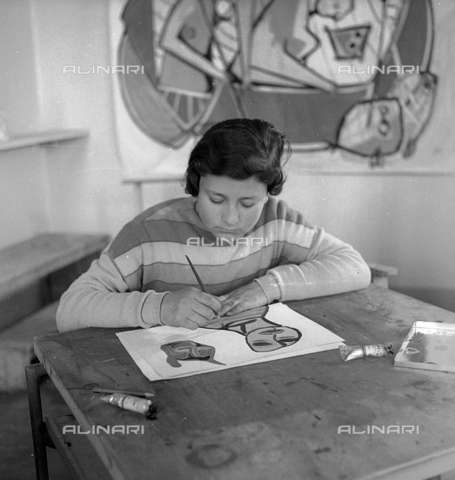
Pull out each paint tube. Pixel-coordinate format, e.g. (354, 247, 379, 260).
(339, 344, 393, 362)
(101, 393, 157, 419)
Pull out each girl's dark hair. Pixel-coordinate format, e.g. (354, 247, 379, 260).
(184, 118, 291, 196)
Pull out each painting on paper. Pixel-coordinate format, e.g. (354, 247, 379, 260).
(116, 303, 344, 382)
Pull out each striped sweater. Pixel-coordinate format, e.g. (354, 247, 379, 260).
(56, 196, 371, 331)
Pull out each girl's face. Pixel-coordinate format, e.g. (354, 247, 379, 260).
(196, 175, 268, 240)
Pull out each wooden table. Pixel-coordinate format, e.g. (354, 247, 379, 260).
(32, 285, 455, 480)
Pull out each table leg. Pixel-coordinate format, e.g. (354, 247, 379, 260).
(25, 363, 55, 480)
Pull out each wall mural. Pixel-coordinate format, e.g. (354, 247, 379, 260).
(117, 0, 437, 169)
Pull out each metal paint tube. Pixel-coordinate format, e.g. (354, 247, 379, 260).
(101, 393, 157, 419)
(339, 344, 393, 362)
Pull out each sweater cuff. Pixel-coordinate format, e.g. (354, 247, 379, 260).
(141, 291, 168, 328)
(254, 274, 282, 303)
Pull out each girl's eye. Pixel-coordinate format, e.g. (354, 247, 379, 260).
(209, 197, 255, 207)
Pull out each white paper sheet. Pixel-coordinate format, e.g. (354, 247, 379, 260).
(116, 303, 344, 382)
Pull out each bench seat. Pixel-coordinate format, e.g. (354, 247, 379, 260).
(0, 233, 110, 390)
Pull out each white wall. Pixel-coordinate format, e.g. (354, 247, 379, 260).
(0, 0, 454, 312)
(0, 0, 51, 248)
(281, 173, 455, 311)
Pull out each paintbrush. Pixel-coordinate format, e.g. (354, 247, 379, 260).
(185, 255, 223, 328)
(92, 388, 155, 398)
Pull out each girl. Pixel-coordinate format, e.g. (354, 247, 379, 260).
(56, 118, 370, 331)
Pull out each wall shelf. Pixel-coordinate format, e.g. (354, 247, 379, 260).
(0, 129, 89, 152)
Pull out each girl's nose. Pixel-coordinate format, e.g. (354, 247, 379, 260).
(222, 204, 240, 225)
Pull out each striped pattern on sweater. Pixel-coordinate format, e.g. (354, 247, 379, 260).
(106, 196, 316, 296)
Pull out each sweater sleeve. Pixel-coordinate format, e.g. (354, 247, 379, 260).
(254, 210, 371, 302)
(56, 251, 167, 332)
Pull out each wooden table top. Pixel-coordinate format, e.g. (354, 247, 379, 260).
(34, 285, 455, 480)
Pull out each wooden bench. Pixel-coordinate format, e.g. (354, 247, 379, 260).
(369, 263, 399, 289)
(0, 233, 110, 390)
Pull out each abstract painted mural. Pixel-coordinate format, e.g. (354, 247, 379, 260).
(117, 0, 437, 169)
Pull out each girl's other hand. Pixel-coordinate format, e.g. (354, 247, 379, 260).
(219, 282, 268, 317)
